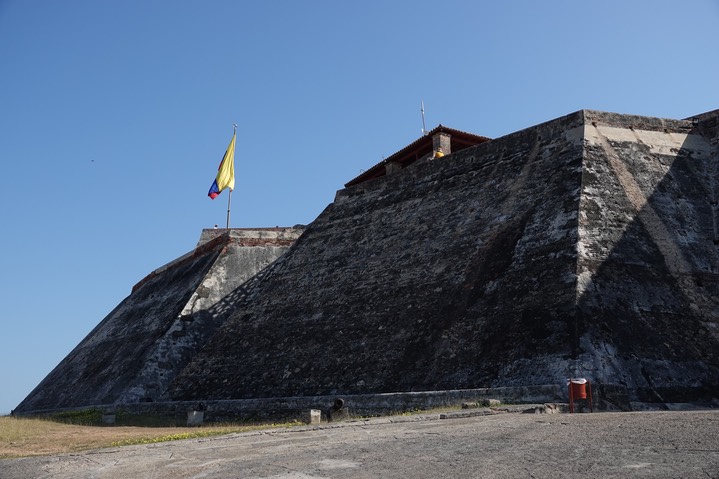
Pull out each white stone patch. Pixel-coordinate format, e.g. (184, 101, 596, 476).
(584, 125, 710, 158)
(317, 459, 361, 470)
(252, 474, 322, 479)
(575, 271, 594, 298)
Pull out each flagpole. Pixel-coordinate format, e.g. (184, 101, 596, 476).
(226, 123, 237, 229)
(226, 190, 231, 229)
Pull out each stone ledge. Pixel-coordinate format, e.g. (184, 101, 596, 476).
(12, 385, 569, 421)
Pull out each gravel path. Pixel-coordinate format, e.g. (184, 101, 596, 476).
(2, 410, 719, 478)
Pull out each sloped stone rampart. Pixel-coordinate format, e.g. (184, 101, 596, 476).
(16, 249, 220, 412)
(574, 111, 719, 399)
(16, 109, 719, 415)
(171, 110, 719, 404)
(15, 229, 303, 413)
(170, 111, 588, 400)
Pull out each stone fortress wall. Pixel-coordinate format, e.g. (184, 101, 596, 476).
(15, 108, 719, 419)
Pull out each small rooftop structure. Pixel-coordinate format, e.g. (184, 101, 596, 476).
(344, 125, 491, 187)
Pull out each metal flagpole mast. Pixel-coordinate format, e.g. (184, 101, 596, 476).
(226, 189, 231, 229)
(226, 123, 237, 229)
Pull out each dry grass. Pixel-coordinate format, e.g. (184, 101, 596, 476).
(0, 404, 476, 459)
(0, 416, 300, 459)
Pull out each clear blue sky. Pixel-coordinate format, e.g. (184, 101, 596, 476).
(1, 0, 717, 415)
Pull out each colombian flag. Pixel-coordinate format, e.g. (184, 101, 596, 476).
(208, 132, 236, 199)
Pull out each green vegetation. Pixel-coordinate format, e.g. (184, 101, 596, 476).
(50, 408, 103, 425)
(48, 408, 183, 427)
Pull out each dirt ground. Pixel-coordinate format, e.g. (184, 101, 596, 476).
(2, 409, 719, 479)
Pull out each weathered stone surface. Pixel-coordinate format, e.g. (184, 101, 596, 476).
(168, 109, 719, 404)
(17, 108, 719, 415)
(574, 113, 719, 402)
(15, 229, 302, 413)
(169, 111, 585, 401)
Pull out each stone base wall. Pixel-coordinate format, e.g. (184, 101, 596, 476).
(20, 383, 718, 422)
(16, 386, 564, 422)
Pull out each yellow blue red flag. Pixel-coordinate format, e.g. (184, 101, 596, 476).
(208, 132, 236, 199)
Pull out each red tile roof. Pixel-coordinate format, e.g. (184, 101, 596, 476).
(344, 125, 491, 188)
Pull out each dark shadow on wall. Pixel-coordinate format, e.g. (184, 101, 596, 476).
(573, 116, 719, 402)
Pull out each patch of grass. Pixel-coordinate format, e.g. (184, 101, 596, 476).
(395, 404, 479, 416)
(0, 417, 43, 444)
(110, 430, 231, 447)
(363, 402, 509, 419)
(0, 416, 302, 459)
(352, 404, 466, 420)
(110, 421, 302, 447)
(47, 408, 185, 427)
(50, 408, 103, 425)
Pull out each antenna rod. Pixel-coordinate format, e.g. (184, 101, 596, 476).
(421, 100, 427, 135)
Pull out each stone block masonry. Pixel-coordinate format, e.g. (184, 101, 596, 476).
(167, 111, 719, 400)
(170, 109, 719, 405)
(16, 108, 719, 417)
(14, 228, 304, 413)
(169, 111, 587, 401)
(19, 385, 565, 423)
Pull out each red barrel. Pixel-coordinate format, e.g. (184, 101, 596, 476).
(569, 379, 587, 399)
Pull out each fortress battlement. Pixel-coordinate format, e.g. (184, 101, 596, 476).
(16, 108, 719, 417)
